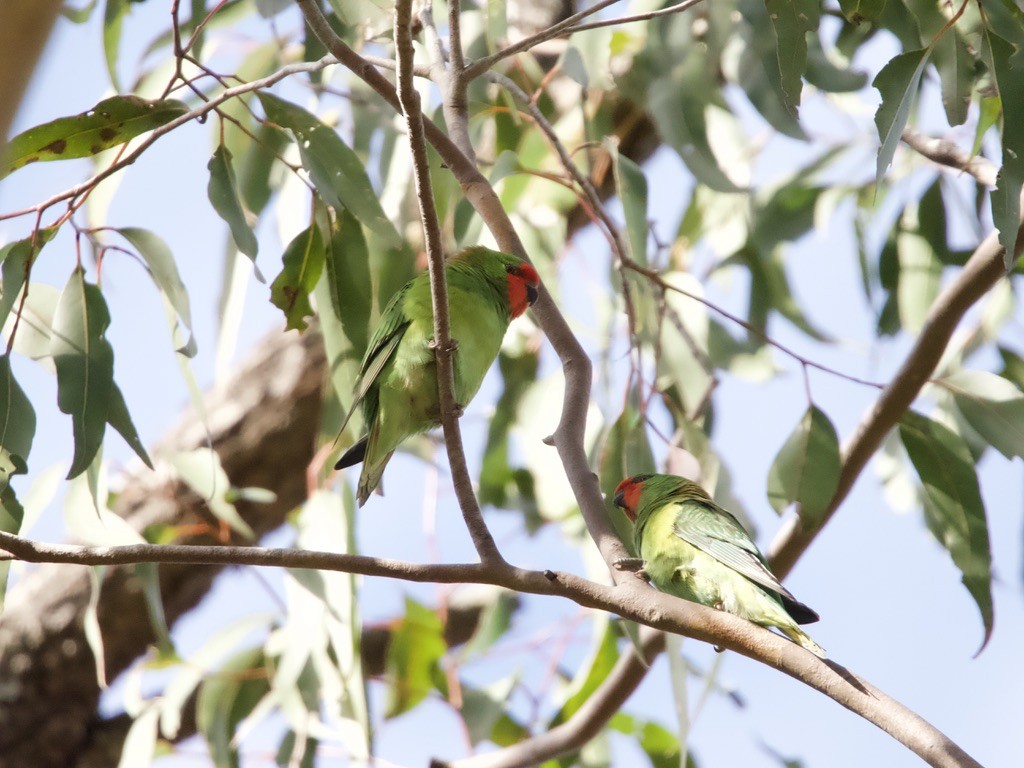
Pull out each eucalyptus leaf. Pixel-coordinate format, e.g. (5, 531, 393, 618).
(899, 410, 993, 653)
(873, 48, 930, 187)
(765, 0, 819, 114)
(270, 220, 326, 332)
(116, 227, 195, 344)
(208, 144, 260, 264)
(51, 269, 115, 478)
(941, 370, 1024, 459)
(385, 598, 447, 718)
(257, 93, 399, 245)
(984, 31, 1024, 270)
(767, 406, 841, 524)
(1, 96, 188, 179)
(0, 356, 35, 481)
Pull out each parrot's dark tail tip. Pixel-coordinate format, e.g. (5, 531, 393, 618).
(335, 437, 368, 470)
(781, 594, 820, 625)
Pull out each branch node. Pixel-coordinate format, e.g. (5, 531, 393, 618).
(543, 569, 558, 581)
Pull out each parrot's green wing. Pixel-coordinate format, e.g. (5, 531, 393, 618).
(337, 285, 412, 435)
(671, 500, 795, 599)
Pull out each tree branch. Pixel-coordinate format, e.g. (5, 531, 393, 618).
(900, 129, 998, 186)
(768, 220, 1023, 576)
(393, 0, 504, 564)
(0, 531, 985, 768)
(444, 628, 667, 768)
(297, 0, 630, 575)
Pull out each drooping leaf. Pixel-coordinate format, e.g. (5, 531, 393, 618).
(84, 566, 107, 687)
(941, 370, 1024, 459)
(896, 203, 943, 333)
(103, 0, 128, 90)
(767, 405, 841, 525)
(117, 706, 160, 768)
(610, 143, 649, 265)
(0, 228, 58, 330)
(983, 31, 1024, 270)
(765, 0, 820, 114)
(873, 48, 930, 187)
(207, 144, 260, 264)
(115, 227, 195, 351)
(385, 598, 447, 718)
(323, 209, 372, 355)
(599, 402, 656, 557)
(549, 619, 619, 728)
(0, 355, 35, 483)
(197, 646, 271, 768)
(1, 96, 188, 179)
(270, 219, 326, 332)
(51, 269, 115, 478)
(899, 410, 993, 653)
(460, 676, 519, 746)
(257, 93, 399, 244)
(170, 448, 255, 538)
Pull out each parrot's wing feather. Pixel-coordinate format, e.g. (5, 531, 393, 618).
(337, 288, 411, 435)
(672, 502, 794, 599)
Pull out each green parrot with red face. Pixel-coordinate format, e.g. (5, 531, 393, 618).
(614, 473, 825, 657)
(335, 246, 540, 506)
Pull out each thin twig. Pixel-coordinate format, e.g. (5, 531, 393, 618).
(394, 0, 505, 565)
(567, 0, 705, 34)
(900, 128, 998, 186)
(462, 0, 623, 80)
(0, 57, 336, 223)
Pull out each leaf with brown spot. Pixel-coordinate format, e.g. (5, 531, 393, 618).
(0, 96, 188, 179)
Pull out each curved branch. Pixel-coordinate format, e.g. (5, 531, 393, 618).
(0, 531, 984, 768)
(768, 221, 1022, 576)
(393, 0, 504, 564)
(444, 629, 667, 768)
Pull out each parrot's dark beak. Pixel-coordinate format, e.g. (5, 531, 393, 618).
(525, 283, 539, 306)
(613, 489, 625, 509)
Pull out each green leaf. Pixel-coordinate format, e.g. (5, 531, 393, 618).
(599, 403, 656, 558)
(899, 410, 993, 653)
(0, 355, 35, 482)
(460, 589, 519, 658)
(999, 346, 1024, 390)
(51, 269, 114, 478)
(733, 0, 806, 139)
(84, 566, 107, 687)
(460, 676, 519, 746)
(765, 0, 820, 114)
(972, 97, 1001, 157)
(645, 46, 742, 192)
(208, 144, 260, 265)
(385, 598, 447, 718)
(984, 31, 1024, 270)
(549, 620, 619, 728)
(872, 48, 931, 187)
(838, 0, 886, 24)
(767, 405, 841, 524)
(103, 0, 128, 90)
(323, 209, 371, 355)
(115, 227, 195, 349)
(1, 96, 188, 179)
(171, 449, 254, 538)
(941, 370, 1024, 459)
(257, 93, 399, 244)
(610, 144, 649, 265)
(197, 646, 270, 768)
(270, 220, 326, 332)
(136, 562, 174, 657)
(897, 205, 942, 335)
(0, 228, 58, 330)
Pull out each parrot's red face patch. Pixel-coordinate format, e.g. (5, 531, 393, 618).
(506, 263, 541, 318)
(613, 476, 646, 521)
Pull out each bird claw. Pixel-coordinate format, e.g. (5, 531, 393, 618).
(606, 561, 647, 581)
(428, 338, 460, 354)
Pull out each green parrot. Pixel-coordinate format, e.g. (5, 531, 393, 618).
(335, 246, 540, 506)
(613, 473, 825, 657)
